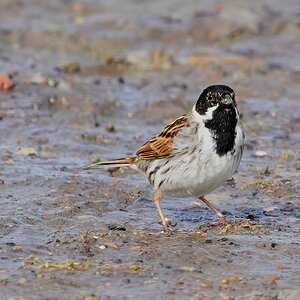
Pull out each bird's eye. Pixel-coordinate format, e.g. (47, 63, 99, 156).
(207, 95, 213, 101)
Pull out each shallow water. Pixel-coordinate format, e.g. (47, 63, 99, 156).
(0, 1, 300, 299)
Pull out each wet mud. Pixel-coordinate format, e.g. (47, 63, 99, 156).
(0, 0, 299, 299)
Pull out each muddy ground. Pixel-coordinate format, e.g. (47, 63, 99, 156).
(0, 0, 300, 299)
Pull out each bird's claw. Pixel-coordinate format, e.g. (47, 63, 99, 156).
(158, 218, 177, 234)
(214, 216, 229, 226)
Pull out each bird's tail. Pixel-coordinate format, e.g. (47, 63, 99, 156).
(81, 157, 136, 170)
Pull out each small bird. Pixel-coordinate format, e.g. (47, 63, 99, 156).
(83, 85, 244, 232)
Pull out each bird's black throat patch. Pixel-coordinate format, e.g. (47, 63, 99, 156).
(204, 105, 237, 156)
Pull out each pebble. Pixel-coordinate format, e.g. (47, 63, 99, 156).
(0, 74, 14, 91)
(264, 206, 279, 212)
(255, 150, 267, 157)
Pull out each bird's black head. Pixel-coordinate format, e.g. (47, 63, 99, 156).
(195, 85, 236, 115)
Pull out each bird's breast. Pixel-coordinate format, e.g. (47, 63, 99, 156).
(147, 121, 243, 197)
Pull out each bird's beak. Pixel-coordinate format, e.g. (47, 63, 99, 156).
(221, 94, 233, 105)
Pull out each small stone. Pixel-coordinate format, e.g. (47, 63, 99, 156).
(93, 79, 101, 85)
(271, 242, 277, 248)
(18, 278, 27, 284)
(118, 77, 125, 84)
(106, 121, 116, 132)
(16, 148, 38, 156)
(263, 206, 279, 212)
(254, 150, 267, 157)
(0, 74, 14, 91)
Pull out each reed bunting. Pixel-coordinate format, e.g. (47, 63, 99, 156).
(83, 85, 245, 232)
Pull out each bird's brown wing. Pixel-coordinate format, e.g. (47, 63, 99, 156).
(136, 114, 189, 160)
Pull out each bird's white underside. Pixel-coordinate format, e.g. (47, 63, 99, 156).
(133, 104, 244, 198)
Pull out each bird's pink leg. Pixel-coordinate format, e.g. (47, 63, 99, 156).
(198, 196, 227, 224)
(152, 190, 170, 232)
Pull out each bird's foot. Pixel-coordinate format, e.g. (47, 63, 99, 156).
(198, 216, 229, 231)
(211, 216, 229, 226)
(158, 218, 177, 234)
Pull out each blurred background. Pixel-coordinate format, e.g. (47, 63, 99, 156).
(0, 1, 299, 299)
